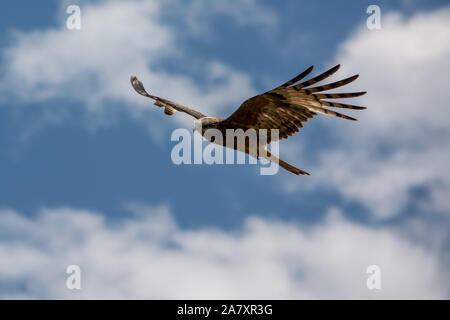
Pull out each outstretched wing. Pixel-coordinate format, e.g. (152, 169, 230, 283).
(130, 76, 207, 119)
(219, 65, 366, 142)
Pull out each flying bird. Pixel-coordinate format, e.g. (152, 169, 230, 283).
(130, 64, 366, 175)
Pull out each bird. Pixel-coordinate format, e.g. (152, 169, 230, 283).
(130, 64, 366, 175)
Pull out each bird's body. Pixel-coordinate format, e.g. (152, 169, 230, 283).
(197, 116, 266, 164)
(130, 64, 366, 175)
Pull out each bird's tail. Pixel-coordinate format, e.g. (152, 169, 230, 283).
(278, 158, 310, 176)
(265, 150, 310, 176)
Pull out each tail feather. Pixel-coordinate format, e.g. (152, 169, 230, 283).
(278, 158, 310, 176)
(265, 150, 310, 176)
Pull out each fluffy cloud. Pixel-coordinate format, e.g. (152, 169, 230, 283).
(0, 205, 447, 299)
(285, 8, 450, 220)
(164, 0, 277, 37)
(0, 0, 259, 129)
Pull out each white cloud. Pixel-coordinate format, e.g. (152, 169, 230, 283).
(0, 0, 261, 130)
(0, 205, 447, 299)
(165, 0, 277, 37)
(285, 7, 450, 220)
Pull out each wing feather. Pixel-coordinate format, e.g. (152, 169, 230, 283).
(320, 101, 366, 110)
(313, 92, 367, 99)
(275, 65, 314, 89)
(303, 74, 359, 93)
(220, 65, 366, 142)
(130, 76, 206, 119)
(292, 64, 341, 90)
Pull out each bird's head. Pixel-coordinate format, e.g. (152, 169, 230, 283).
(193, 117, 222, 135)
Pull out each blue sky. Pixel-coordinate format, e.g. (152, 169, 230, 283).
(0, 0, 449, 299)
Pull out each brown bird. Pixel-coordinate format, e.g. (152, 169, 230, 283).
(130, 64, 366, 175)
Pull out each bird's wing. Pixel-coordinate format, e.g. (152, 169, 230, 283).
(219, 65, 366, 142)
(130, 76, 207, 119)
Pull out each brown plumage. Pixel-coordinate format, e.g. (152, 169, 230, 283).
(130, 64, 366, 175)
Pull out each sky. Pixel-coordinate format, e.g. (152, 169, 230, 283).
(0, 0, 449, 299)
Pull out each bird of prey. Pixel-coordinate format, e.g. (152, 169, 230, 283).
(130, 64, 366, 175)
